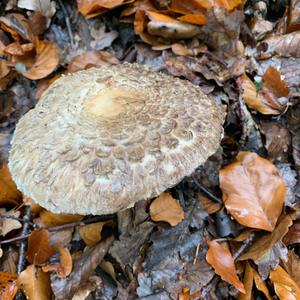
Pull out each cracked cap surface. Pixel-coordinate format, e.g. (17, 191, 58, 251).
(9, 63, 225, 215)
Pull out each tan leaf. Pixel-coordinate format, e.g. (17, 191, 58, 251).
(150, 192, 184, 226)
(206, 240, 245, 293)
(26, 229, 56, 264)
(22, 39, 60, 80)
(42, 247, 72, 278)
(67, 51, 119, 73)
(39, 210, 83, 226)
(0, 272, 18, 300)
(78, 222, 106, 247)
(0, 209, 22, 236)
(220, 151, 286, 231)
(0, 165, 22, 205)
(18, 265, 52, 300)
(270, 266, 300, 299)
(238, 74, 284, 115)
(252, 268, 272, 300)
(238, 211, 297, 261)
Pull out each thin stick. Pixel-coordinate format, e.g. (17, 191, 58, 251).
(191, 175, 222, 204)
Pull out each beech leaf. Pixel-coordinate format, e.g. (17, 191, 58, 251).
(206, 240, 245, 293)
(0, 272, 18, 300)
(220, 151, 286, 231)
(150, 192, 184, 226)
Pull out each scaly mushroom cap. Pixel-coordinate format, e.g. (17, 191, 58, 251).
(9, 63, 225, 215)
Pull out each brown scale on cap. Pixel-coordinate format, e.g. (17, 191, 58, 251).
(8, 63, 225, 215)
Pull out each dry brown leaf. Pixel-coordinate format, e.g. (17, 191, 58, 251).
(282, 250, 300, 287)
(170, 0, 211, 13)
(177, 14, 206, 25)
(238, 261, 253, 300)
(220, 151, 286, 231)
(150, 192, 184, 226)
(99, 260, 116, 280)
(39, 211, 83, 227)
(213, 0, 242, 10)
(197, 195, 222, 214)
(67, 51, 119, 73)
(270, 265, 300, 299)
(252, 268, 272, 300)
(22, 39, 60, 80)
(0, 272, 18, 300)
(35, 73, 61, 99)
(78, 222, 106, 247)
(238, 73, 286, 115)
(206, 240, 245, 293)
(0, 209, 22, 236)
(238, 211, 297, 261)
(42, 247, 72, 278)
(283, 220, 300, 245)
(26, 228, 56, 264)
(0, 165, 22, 205)
(288, 0, 300, 32)
(0, 60, 10, 80)
(18, 265, 52, 300)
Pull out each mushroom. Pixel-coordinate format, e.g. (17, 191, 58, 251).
(8, 63, 225, 215)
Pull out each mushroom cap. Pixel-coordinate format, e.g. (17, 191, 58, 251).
(8, 63, 225, 215)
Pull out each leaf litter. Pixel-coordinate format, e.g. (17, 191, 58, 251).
(0, 0, 300, 299)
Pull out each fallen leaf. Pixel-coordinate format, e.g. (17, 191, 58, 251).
(269, 265, 300, 299)
(283, 220, 300, 245)
(150, 192, 184, 226)
(214, 0, 242, 10)
(220, 151, 286, 231)
(78, 222, 106, 247)
(99, 260, 116, 280)
(197, 195, 222, 214)
(238, 211, 297, 261)
(42, 247, 72, 278)
(26, 228, 56, 264)
(288, 0, 300, 32)
(35, 73, 61, 99)
(238, 261, 253, 300)
(252, 268, 272, 300)
(22, 39, 60, 80)
(51, 236, 114, 300)
(0, 165, 22, 205)
(282, 250, 300, 286)
(39, 211, 83, 227)
(18, 265, 52, 300)
(0, 209, 22, 236)
(177, 14, 206, 25)
(206, 240, 245, 293)
(0, 272, 18, 300)
(67, 51, 119, 73)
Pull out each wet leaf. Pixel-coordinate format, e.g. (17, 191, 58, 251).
(18, 265, 52, 300)
(0, 209, 22, 236)
(220, 151, 286, 231)
(42, 247, 72, 278)
(39, 211, 83, 227)
(150, 192, 184, 226)
(22, 39, 60, 80)
(0, 165, 22, 205)
(206, 240, 245, 293)
(67, 51, 119, 73)
(269, 265, 300, 299)
(0, 272, 18, 300)
(26, 228, 56, 264)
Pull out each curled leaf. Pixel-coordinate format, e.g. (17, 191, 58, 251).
(220, 151, 286, 231)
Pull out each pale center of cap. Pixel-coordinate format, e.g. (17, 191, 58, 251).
(85, 88, 142, 118)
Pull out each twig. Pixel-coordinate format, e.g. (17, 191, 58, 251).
(0, 214, 36, 227)
(233, 232, 255, 261)
(191, 175, 222, 204)
(57, 0, 75, 48)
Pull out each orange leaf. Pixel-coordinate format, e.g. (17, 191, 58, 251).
(39, 210, 83, 226)
(42, 247, 72, 278)
(270, 266, 300, 300)
(150, 192, 184, 226)
(134, 9, 146, 34)
(206, 240, 245, 293)
(238, 262, 253, 300)
(177, 14, 206, 25)
(0, 165, 22, 206)
(22, 40, 60, 80)
(252, 268, 272, 300)
(220, 151, 286, 231)
(26, 229, 56, 265)
(78, 222, 106, 247)
(0, 272, 18, 300)
(238, 74, 283, 115)
(170, 0, 212, 13)
(67, 51, 119, 73)
(213, 0, 242, 11)
(18, 265, 51, 300)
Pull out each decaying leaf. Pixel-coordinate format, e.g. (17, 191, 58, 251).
(42, 247, 72, 278)
(26, 228, 56, 265)
(150, 192, 184, 226)
(0, 209, 22, 236)
(0, 164, 22, 205)
(22, 39, 60, 80)
(220, 151, 286, 231)
(18, 265, 52, 300)
(269, 266, 300, 299)
(206, 240, 245, 293)
(0, 272, 18, 300)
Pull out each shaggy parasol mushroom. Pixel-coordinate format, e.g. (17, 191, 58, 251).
(8, 63, 225, 215)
